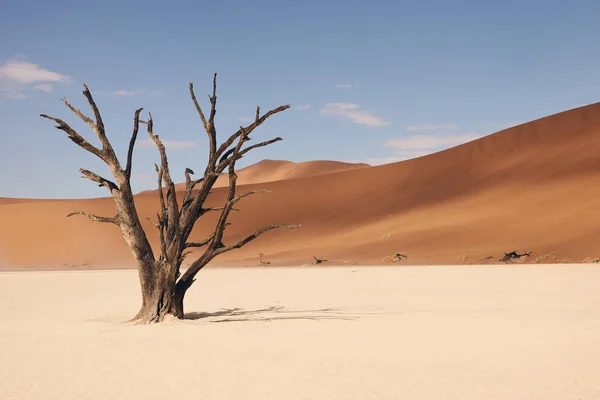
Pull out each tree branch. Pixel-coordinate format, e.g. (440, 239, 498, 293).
(61, 97, 96, 128)
(232, 190, 272, 205)
(154, 163, 167, 228)
(141, 114, 181, 252)
(214, 224, 301, 256)
(189, 73, 217, 163)
(81, 84, 112, 154)
(39, 114, 105, 160)
(182, 167, 197, 208)
(239, 137, 282, 158)
(214, 104, 290, 162)
(67, 211, 120, 225)
(216, 137, 283, 174)
(125, 108, 144, 179)
(79, 168, 119, 193)
(146, 216, 160, 229)
(185, 233, 216, 249)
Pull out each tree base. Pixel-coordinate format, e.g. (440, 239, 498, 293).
(131, 289, 185, 324)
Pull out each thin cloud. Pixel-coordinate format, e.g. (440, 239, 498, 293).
(321, 102, 389, 127)
(405, 123, 458, 132)
(113, 88, 155, 97)
(33, 83, 54, 93)
(93, 88, 158, 97)
(335, 83, 359, 89)
(139, 139, 198, 149)
(295, 104, 310, 110)
(355, 132, 486, 166)
(0, 59, 70, 99)
(384, 133, 481, 151)
(238, 116, 253, 122)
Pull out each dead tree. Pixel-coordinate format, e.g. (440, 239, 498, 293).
(259, 253, 270, 266)
(41, 74, 299, 323)
(313, 257, 327, 265)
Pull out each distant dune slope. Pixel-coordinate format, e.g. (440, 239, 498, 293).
(2, 103, 600, 267)
(138, 159, 371, 194)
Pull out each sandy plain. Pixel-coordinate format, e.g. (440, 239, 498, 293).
(2, 264, 600, 400)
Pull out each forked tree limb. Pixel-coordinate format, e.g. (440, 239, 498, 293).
(39, 114, 105, 160)
(61, 97, 96, 129)
(189, 73, 217, 161)
(142, 115, 181, 252)
(213, 105, 290, 162)
(211, 162, 239, 248)
(81, 84, 112, 154)
(153, 165, 167, 248)
(180, 105, 289, 235)
(67, 211, 120, 225)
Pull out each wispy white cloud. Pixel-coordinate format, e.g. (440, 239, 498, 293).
(0, 60, 70, 84)
(405, 123, 458, 132)
(335, 83, 360, 89)
(238, 116, 253, 122)
(91, 88, 159, 97)
(295, 104, 310, 110)
(384, 133, 481, 151)
(354, 131, 487, 166)
(114, 89, 138, 96)
(0, 59, 70, 99)
(320, 102, 389, 127)
(33, 83, 54, 93)
(139, 139, 198, 149)
(113, 88, 160, 97)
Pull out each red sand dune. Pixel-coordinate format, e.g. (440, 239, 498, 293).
(2, 103, 600, 267)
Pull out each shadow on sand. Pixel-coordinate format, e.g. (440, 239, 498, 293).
(184, 305, 361, 323)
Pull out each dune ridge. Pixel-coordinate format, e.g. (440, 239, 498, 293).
(2, 103, 600, 267)
(138, 159, 370, 195)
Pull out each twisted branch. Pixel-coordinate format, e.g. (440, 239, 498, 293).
(67, 211, 120, 225)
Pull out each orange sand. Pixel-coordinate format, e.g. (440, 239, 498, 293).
(2, 103, 600, 267)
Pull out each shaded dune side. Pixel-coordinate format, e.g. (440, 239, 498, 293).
(2, 103, 600, 267)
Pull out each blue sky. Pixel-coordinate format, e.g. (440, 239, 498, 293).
(1, 0, 599, 198)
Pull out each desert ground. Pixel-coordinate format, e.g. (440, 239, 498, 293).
(1, 265, 600, 399)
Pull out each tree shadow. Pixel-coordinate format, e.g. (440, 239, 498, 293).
(184, 305, 361, 323)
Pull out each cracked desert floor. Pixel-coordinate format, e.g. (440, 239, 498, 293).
(2, 265, 600, 400)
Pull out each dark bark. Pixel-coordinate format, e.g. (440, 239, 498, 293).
(132, 261, 185, 323)
(42, 74, 299, 324)
(499, 251, 532, 263)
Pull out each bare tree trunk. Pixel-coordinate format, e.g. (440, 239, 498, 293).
(132, 260, 185, 323)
